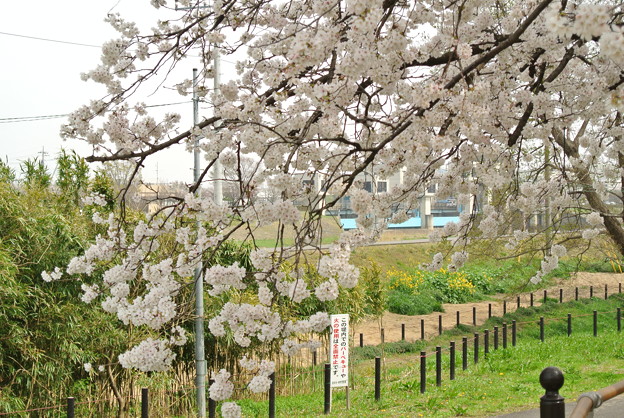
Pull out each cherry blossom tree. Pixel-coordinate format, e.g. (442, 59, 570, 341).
(48, 0, 624, 415)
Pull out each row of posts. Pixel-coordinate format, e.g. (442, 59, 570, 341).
(350, 308, 623, 406)
(65, 374, 278, 418)
(360, 284, 622, 345)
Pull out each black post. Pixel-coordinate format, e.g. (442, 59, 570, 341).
(575, 287, 579, 301)
(605, 284, 608, 300)
(324, 363, 331, 414)
(488, 303, 492, 319)
(436, 346, 442, 387)
(359, 333, 363, 347)
(473, 306, 476, 326)
(484, 329, 489, 356)
(539, 367, 565, 418)
(420, 351, 426, 394)
(450, 341, 456, 381)
(462, 337, 468, 370)
(567, 314, 572, 337)
(208, 379, 216, 418)
(540, 317, 545, 342)
(456, 310, 460, 327)
(543, 290, 547, 303)
(474, 332, 479, 364)
(503, 300, 507, 315)
(494, 326, 499, 350)
(593, 310, 598, 337)
(439, 314, 443, 335)
(381, 328, 385, 344)
(559, 288, 563, 303)
(517, 296, 521, 309)
(141, 388, 149, 418)
(67, 397, 75, 418)
(313, 350, 318, 366)
(503, 322, 508, 349)
(401, 323, 406, 341)
(421, 319, 425, 340)
(618, 307, 622, 332)
(512, 320, 517, 346)
(590, 285, 594, 299)
(269, 372, 276, 418)
(530, 292, 534, 306)
(620, 283, 622, 294)
(374, 357, 381, 401)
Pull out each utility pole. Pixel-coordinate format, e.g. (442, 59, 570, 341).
(192, 68, 206, 418)
(213, 46, 223, 205)
(178, 3, 222, 416)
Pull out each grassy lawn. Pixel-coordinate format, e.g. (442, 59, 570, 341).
(235, 295, 624, 417)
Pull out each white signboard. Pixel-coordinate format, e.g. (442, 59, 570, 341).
(329, 314, 349, 387)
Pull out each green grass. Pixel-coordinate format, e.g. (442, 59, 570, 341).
(234, 295, 624, 417)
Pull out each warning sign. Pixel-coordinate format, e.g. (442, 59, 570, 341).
(329, 314, 349, 387)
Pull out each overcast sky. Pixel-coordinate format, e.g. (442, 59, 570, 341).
(0, 1, 230, 183)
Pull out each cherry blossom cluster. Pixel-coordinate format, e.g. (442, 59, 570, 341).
(118, 338, 176, 372)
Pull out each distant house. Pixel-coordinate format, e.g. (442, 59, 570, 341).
(137, 182, 189, 214)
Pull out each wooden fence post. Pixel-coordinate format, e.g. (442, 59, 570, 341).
(208, 379, 216, 418)
(474, 332, 479, 364)
(67, 397, 75, 418)
(494, 326, 499, 350)
(436, 346, 442, 387)
(450, 341, 456, 381)
(374, 357, 381, 401)
(141, 388, 148, 418)
(420, 351, 426, 394)
(269, 373, 276, 418)
(484, 330, 489, 356)
(503, 322, 508, 349)
(324, 364, 331, 414)
(567, 314, 572, 337)
(462, 337, 468, 371)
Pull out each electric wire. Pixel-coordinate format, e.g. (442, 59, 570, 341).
(0, 101, 194, 124)
(0, 31, 101, 48)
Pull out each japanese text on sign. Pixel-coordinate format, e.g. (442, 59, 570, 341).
(329, 314, 349, 388)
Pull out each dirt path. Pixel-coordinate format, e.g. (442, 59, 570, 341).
(353, 272, 624, 345)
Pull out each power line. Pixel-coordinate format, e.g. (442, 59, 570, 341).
(0, 31, 101, 48)
(0, 114, 69, 124)
(0, 101, 193, 124)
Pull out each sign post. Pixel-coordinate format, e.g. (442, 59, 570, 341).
(329, 314, 350, 411)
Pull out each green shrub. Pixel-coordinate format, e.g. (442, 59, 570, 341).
(387, 289, 443, 315)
